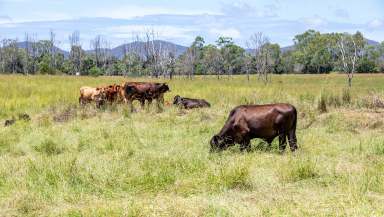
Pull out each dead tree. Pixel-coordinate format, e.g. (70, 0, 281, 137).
(0, 38, 3, 73)
(30, 34, 38, 74)
(91, 35, 102, 68)
(3, 39, 19, 73)
(49, 30, 56, 70)
(143, 29, 165, 78)
(337, 33, 363, 87)
(24, 33, 31, 74)
(69, 31, 82, 75)
(248, 32, 272, 84)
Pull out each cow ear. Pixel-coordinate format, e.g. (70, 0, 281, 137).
(233, 118, 250, 134)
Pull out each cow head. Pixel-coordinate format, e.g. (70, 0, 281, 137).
(94, 89, 107, 108)
(210, 135, 234, 152)
(159, 83, 170, 93)
(173, 95, 182, 105)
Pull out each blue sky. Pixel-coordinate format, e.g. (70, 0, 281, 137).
(0, 0, 383, 49)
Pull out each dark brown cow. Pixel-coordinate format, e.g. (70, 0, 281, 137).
(210, 104, 298, 152)
(4, 119, 15, 127)
(173, 95, 211, 109)
(122, 82, 170, 111)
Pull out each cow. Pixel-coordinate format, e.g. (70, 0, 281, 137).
(103, 84, 122, 104)
(173, 95, 211, 109)
(4, 119, 15, 127)
(122, 82, 170, 112)
(4, 113, 30, 127)
(79, 86, 106, 108)
(18, 113, 31, 121)
(210, 104, 298, 152)
(124, 82, 170, 111)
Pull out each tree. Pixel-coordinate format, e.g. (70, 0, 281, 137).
(337, 32, 365, 87)
(201, 44, 223, 79)
(49, 30, 57, 71)
(248, 32, 273, 83)
(69, 31, 83, 75)
(293, 30, 334, 73)
(243, 53, 254, 81)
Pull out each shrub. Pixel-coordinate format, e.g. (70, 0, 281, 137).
(342, 88, 351, 104)
(34, 139, 63, 155)
(317, 92, 327, 113)
(359, 92, 384, 109)
(278, 157, 318, 183)
(89, 66, 104, 77)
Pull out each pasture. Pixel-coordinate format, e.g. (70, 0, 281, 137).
(1, 74, 384, 216)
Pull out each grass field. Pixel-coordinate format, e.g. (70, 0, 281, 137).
(1, 74, 384, 216)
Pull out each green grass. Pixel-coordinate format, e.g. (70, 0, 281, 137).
(1, 74, 384, 216)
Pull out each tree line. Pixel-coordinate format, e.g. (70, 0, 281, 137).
(1, 29, 384, 81)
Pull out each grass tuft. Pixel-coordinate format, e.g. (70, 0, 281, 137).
(278, 157, 319, 183)
(34, 139, 64, 155)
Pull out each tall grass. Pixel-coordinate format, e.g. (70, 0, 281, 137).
(1, 74, 384, 216)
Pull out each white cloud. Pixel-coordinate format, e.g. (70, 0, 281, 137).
(334, 8, 350, 19)
(368, 19, 384, 29)
(301, 15, 328, 27)
(103, 25, 197, 41)
(209, 28, 241, 38)
(92, 5, 217, 19)
(0, 15, 12, 24)
(220, 1, 279, 18)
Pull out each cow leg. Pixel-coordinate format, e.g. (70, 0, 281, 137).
(128, 100, 136, 113)
(240, 139, 251, 152)
(265, 138, 274, 151)
(279, 133, 287, 152)
(140, 99, 146, 110)
(288, 129, 298, 152)
(157, 96, 164, 112)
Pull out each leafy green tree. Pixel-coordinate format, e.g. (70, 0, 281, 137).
(38, 54, 54, 74)
(293, 30, 334, 73)
(89, 66, 103, 77)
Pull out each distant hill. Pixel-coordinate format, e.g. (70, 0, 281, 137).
(16, 41, 69, 57)
(85, 40, 188, 59)
(366, 39, 380, 46)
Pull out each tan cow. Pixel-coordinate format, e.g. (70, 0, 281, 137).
(79, 86, 106, 107)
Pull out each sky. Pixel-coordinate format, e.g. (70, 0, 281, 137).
(0, 0, 383, 50)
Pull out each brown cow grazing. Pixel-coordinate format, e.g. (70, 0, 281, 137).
(210, 104, 297, 152)
(123, 82, 170, 112)
(173, 95, 211, 109)
(79, 86, 106, 108)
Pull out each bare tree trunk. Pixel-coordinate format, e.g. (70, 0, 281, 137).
(49, 30, 56, 72)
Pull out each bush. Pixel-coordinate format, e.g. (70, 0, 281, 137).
(317, 89, 353, 112)
(359, 92, 384, 109)
(317, 92, 328, 113)
(342, 88, 351, 104)
(89, 66, 104, 77)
